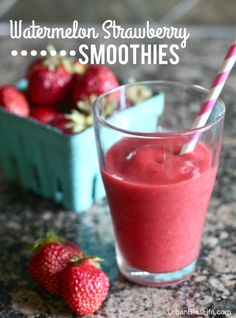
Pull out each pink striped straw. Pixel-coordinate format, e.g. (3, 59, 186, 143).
(181, 37, 236, 155)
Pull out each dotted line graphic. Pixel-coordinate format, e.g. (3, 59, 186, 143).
(11, 49, 77, 57)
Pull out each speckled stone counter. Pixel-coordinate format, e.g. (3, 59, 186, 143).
(0, 27, 236, 318)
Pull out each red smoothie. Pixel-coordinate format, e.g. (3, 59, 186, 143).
(101, 138, 218, 273)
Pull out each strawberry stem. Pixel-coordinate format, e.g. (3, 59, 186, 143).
(46, 44, 56, 55)
(69, 255, 81, 263)
(68, 253, 103, 269)
(32, 229, 65, 253)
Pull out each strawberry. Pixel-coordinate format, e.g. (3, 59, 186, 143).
(27, 55, 81, 108)
(28, 230, 82, 294)
(51, 111, 92, 135)
(0, 85, 30, 117)
(60, 256, 109, 316)
(72, 65, 119, 114)
(30, 105, 59, 124)
(50, 113, 72, 134)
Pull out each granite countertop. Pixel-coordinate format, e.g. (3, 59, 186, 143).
(0, 27, 236, 318)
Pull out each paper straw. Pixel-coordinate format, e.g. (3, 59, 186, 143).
(180, 37, 236, 155)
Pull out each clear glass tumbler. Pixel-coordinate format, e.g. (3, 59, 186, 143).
(92, 81, 225, 286)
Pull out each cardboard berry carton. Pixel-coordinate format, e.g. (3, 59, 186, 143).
(0, 78, 164, 212)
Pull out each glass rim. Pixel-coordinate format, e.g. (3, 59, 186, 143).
(92, 80, 225, 138)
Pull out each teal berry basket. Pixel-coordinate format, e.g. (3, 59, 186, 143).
(0, 79, 165, 212)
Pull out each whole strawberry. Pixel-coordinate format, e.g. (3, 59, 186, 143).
(50, 113, 73, 134)
(28, 230, 82, 294)
(60, 256, 109, 316)
(51, 111, 92, 135)
(27, 55, 76, 108)
(72, 65, 119, 114)
(0, 85, 30, 117)
(30, 105, 59, 124)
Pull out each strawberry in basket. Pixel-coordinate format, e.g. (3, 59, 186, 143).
(72, 65, 119, 115)
(0, 85, 30, 117)
(27, 54, 85, 109)
(30, 105, 60, 124)
(51, 111, 92, 135)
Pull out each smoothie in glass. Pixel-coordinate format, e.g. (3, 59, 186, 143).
(101, 137, 217, 274)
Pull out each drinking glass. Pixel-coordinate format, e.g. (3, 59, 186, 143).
(92, 81, 225, 286)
